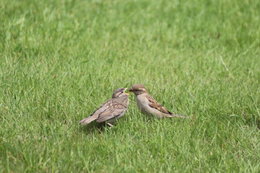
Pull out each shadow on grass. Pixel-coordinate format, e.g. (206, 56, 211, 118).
(245, 117, 260, 130)
(78, 114, 195, 135)
(78, 122, 115, 135)
(139, 114, 195, 127)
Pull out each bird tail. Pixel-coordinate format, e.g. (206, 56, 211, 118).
(79, 115, 97, 125)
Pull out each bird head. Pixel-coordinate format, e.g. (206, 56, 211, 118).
(112, 88, 129, 98)
(128, 84, 147, 95)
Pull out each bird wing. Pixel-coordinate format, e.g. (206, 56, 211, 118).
(146, 95, 172, 115)
(96, 96, 128, 123)
(88, 98, 114, 117)
(79, 98, 113, 124)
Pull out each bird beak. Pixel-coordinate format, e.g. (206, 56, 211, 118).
(124, 88, 130, 95)
(128, 88, 134, 92)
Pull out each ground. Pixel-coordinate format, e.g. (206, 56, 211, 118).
(0, 0, 259, 172)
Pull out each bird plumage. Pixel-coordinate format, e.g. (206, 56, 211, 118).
(79, 88, 129, 126)
(129, 84, 187, 118)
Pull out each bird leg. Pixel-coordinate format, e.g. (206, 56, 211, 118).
(106, 122, 114, 127)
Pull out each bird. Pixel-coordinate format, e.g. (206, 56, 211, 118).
(128, 84, 187, 118)
(79, 88, 129, 127)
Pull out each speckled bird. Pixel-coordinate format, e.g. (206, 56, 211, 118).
(79, 88, 129, 127)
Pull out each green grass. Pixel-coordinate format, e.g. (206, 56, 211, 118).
(0, 0, 260, 172)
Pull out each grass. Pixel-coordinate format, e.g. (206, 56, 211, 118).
(0, 0, 259, 172)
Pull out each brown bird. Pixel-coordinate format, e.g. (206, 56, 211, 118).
(79, 88, 129, 127)
(129, 84, 187, 118)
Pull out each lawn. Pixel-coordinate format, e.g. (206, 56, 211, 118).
(0, 0, 259, 172)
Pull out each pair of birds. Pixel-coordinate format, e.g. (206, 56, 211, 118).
(80, 84, 186, 127)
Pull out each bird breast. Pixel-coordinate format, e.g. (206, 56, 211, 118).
(136, 94, 151, 113)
